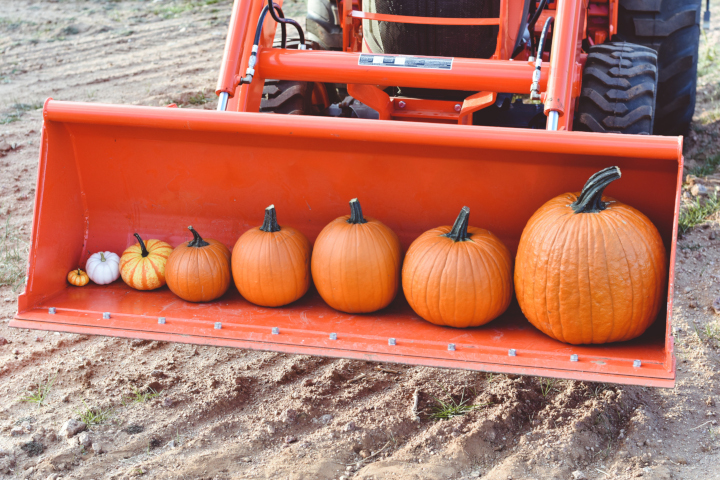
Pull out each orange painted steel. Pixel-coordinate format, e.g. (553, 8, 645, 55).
(215, 0, 254, 96)
(12, 100, 681, 387)
(350, 11, 502, 26)
(257, 50, 549, 94)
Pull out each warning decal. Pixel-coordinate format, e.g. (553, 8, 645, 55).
(358, 54, 453, 70)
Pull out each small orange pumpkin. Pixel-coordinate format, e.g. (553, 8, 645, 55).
(232, 205, 311, 307)
(67, 268, 89, 287)
(311, 198, 401, 313)
(119, 233, 173, 291)
(166, 226, 231, 302)
(402, 207, 513, 328)
(515, 167, 667, 345)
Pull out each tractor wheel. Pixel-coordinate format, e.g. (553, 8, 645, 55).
(574, 42, 658, 135)
(307, 0, 343, 50)
(363, 0, 500, 59)
(260, 80, 314, 115)
(617, 0, 702, 135)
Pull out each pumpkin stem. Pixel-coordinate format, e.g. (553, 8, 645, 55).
(444, 206, 471, 242)
(133, 233, 149, 257)
(571, 166, 622, 214)
(348, 198, 367, 224)
(260, 205, 281, 232)
(77, 268, 82, 275)
(187, 226, 210, 247)
(100, 252, 106, 262)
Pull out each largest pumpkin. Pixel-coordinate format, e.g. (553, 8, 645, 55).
(514, 166, 667, 345)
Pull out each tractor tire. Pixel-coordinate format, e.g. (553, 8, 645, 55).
(574, 42, 658, 135)
(363, 0, 500, 58)
(307, 0, 343, 50)
(617, 0, 702, 135)
(260, 80, 313, 115)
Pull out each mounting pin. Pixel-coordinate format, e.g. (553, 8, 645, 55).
(214, 322, 222, 329)
(397, 101, 406, 109)
(448, 343, 456, 351)
(454, 104, 461, 113)
(508, 349, 516, 357)
(272, 327, 279, 335)
(570, 354, 578, 362)
(633, 359, 642, 368)
(48, 307, 56, 314)
(102, 312, 111, 320)
(388, 338, 396, 346)
(329, 333, 337, 340)
(158, 317, 166, 324)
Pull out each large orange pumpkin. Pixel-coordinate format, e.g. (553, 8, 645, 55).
(232, 205, 311, 307)
(514, 166, 667, 345)
(402, 207, 513, 328)
(311, 198, 401, 313)
(119, 234, 173, 291)
(166, 226, 231, 302)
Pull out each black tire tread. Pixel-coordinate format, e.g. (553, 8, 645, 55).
(617, 0, 701, 135)
(306, 0, 342, 50)
(574, 42, 658, 135)
(260, 80, 312, 115)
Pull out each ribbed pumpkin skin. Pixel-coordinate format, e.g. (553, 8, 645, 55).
(67, 269, 89, 287)
(402, 226, 513, 328)
(232, 227, 311, 307)
(166, 237, 231, 303)
(515, 193, 667, 345)
(120, 239, 173, 291)
(312, 215, 401, 313)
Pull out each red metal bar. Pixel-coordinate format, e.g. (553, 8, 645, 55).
(257, 50, 549, 94)
(350, 10, 501, 26)
(216, 0, 253, 96)
(544, 0, 584, 120)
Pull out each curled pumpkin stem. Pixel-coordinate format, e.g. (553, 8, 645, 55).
(187, 226, 210, 248)
(348, 198, 367, 225)
(444, 206, 471, 242)
(134, 233, 149, 257)
(571, 166, 622, 214)
(260, 205, 281, 233)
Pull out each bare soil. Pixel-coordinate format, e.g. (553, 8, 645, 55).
(1, 1, 719, 479)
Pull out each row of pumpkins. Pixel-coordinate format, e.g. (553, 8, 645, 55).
(66, 167, 667, 346)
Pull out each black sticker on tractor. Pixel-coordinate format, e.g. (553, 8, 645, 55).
(358, 54, 453, 70)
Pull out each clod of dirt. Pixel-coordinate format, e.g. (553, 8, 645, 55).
(148, 438, 162, 450)
(284, 435, 297, 444)
(0, 337, 8, 346)
(20, 441, 43, 457)
(124, 425, 144, 435)
(58, 419, 86, 438)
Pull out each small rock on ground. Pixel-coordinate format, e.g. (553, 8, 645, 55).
(58, 419, 86, 439)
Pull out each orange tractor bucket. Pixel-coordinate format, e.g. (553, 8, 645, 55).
(11, 99, 682, 387)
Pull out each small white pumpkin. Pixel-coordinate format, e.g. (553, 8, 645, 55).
(85, 251, 120, 285)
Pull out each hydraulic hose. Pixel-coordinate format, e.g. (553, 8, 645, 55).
(511, 0, 532, 59)
(530, 16, 554, 101)
(528, 0, 549, 58)
(267, 0, 305, 47)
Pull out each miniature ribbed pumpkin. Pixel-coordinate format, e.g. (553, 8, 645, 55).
(514, 167, 667, 345)
(232, 205, 311, 307)
(166, 226, 231, 302)
(67, 268, 89, 287)
(311, 198, 401, 313)
(119, 234, 173, 291)
(402, 207, 513, 328)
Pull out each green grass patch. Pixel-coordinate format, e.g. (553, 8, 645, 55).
(539, 377, 559, 397)
(690, 154, 720, 177)
(679, 193, 720, 234)
(121, 386, 160, 406)
(430, 386, 488, 420)
(20, 374, 57, 407)
(1, 102, 43, 125)
(76, 401, 113, 427)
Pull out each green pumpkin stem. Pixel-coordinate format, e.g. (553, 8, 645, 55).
(260, 205, 281, 233)
(187, 226, 210, 247)
(444, 206, 471, 242)
(348, 198, 367, 224)
(571, 166, 622, 214)
(133, 233, 149, 257)
(100, 252, 106, 262)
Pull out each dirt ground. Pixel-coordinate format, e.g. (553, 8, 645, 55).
(1, 1, 719, 479)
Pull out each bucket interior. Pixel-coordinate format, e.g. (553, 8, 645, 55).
(13, 102, 680, 386)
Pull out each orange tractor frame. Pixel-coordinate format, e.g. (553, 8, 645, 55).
(12, 0, 684, 387)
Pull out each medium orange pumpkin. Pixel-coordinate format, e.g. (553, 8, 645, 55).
(67, 268, 89, 287)
(166, 226, 231, 302)
(402, 207, 513, 328)
(232, 205, 311, 307)
(119, 233, 173, 291)
(311, 198, 401, 313)
(514, 166, 667, 345)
